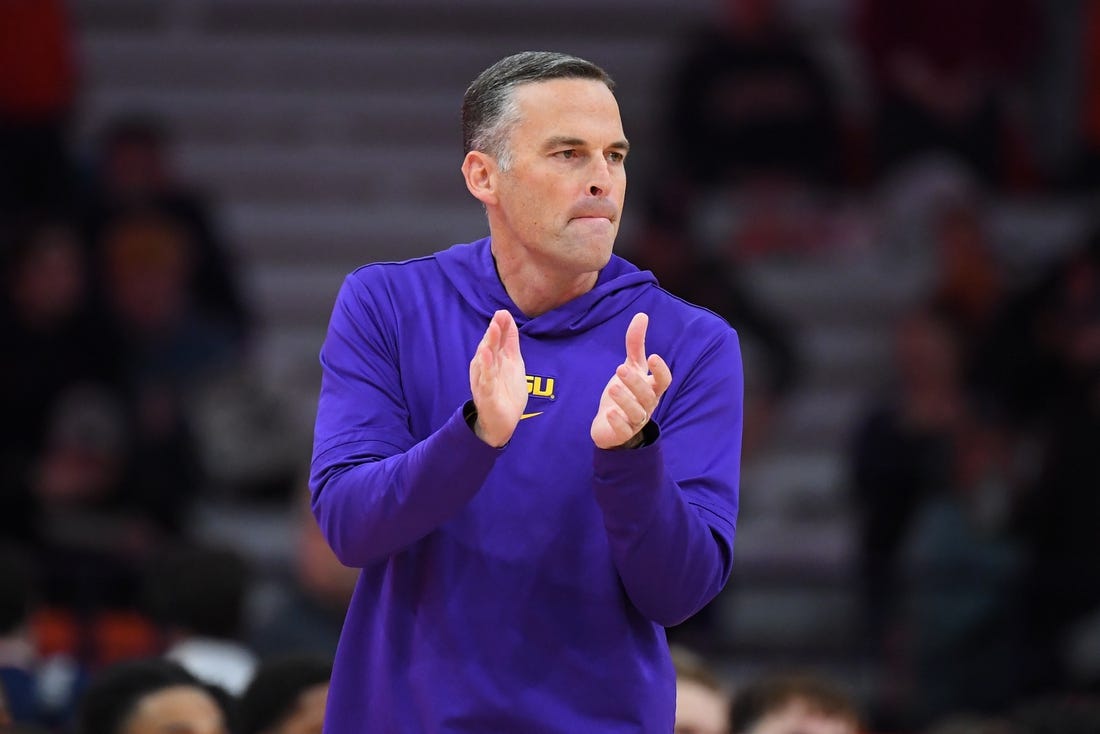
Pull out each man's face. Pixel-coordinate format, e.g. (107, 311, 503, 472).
(749, 701, 857, 734)
(491, 77, 628, 278)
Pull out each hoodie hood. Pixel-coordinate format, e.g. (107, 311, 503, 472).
(435, 237, 657, 338)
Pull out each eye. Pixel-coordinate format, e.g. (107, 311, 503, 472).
(555, 149, 577, 160)
(608, 151, 625, 163)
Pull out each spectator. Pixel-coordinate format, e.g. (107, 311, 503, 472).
(856, 0, 1040, 187)
(250, 489, 357, 660)
(665, 0, 843, 190)
(146, 546, 258, 696)
(729, 672, 861, 734)
(672, 645, 730, 734)
(0, 217, 121, 547)
(26, 385, 151, 608)
(897, 405, 1029, 724)
(83, 113, 250, 342)
(94, 209, 228, 532)
(627, 209, 799, 466)
(99, 209, 240, 389)
(0, 221, 167, 611)
(76, 658, 231, 734)
(850, 307, 965, 657)
(238, 654, 331, 734)
(629, 212, 800, 406)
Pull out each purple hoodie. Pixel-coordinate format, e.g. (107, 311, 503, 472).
(311, 238, 742, 733)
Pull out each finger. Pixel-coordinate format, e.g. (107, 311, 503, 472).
(610, 380, 649, 426)
(473, 341, 492, 385)
(482, 316, 501, 354)
(616, 363, 655, 407)
(491, 308, 512, 334)
(497, 310, 521, 360)
(624, 312, 648, 368)
(471, 332, 489, 374)
(606, 406, 636, 439)
(484, 338, 497, 374)
(647, 354, 673, 398)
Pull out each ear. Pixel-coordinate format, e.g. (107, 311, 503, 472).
(462, 150, 499, 207)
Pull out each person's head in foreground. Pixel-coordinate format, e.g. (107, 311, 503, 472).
(673, 646, 730, 734)
(238, 655, 332, 734)
(730, 673, 861, 734)
(77, 658, 229, 734)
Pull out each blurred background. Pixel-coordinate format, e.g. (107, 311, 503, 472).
(1, 0, 1099, 731)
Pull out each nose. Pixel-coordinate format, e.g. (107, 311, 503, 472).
(586, 157, 614, 197)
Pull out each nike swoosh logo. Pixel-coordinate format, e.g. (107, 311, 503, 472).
(520, 412, 543, 420)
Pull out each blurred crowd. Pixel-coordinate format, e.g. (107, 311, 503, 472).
(1, 1, 336, 731)
(2, 0, 1100, 731)
(631, 0, 1100, 731)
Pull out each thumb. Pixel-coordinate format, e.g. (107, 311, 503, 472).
(624, 312, 648, 368)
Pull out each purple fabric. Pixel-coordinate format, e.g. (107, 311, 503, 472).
(311, 238, 742, 733)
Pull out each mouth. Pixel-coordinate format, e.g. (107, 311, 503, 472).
(569, 216, 615, 230)
(568, 203, 618, 224)
(569, 211, 616, 225)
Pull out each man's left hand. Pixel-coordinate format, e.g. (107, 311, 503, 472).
(590, 312, 672, 449)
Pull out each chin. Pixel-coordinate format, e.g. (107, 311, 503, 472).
(550, 229, 617, 273)
(579, 238, 615, 271)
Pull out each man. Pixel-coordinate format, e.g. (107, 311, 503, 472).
(729, 674, 861, 734)
(310, 51, 743, 732)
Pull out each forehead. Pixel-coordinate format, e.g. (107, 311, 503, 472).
(508, 78, 624, 143)
(126, 686, 225, 734)
(753, 701, 857, 734)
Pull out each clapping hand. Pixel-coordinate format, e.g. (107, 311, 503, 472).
(590, 313, 672, 449)
(469, 309, 528, 447)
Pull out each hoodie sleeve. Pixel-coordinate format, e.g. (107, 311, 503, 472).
(591, 326, 742, 627)
(309, 272, 501, 567)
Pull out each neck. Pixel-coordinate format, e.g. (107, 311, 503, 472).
(491, 244, 600, 317)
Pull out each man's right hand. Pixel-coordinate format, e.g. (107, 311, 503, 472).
(469, 309, 528, 447)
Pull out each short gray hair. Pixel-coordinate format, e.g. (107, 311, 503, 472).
(462, 51, 614, 170)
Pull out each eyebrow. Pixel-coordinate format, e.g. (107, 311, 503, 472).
(542, 136, 631, 154)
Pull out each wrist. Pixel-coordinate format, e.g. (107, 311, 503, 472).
(464, 401, 510, 448)
(614, 419, 659, 450)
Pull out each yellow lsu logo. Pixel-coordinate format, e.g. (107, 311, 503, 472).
(525, 374, 555, 400)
